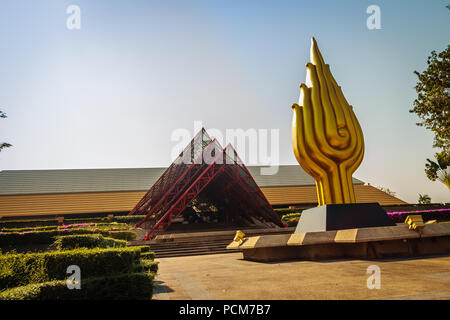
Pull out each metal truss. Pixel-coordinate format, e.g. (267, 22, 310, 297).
(128, 128, 285, 240)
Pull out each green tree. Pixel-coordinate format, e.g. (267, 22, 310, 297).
(418, 194, 432, 204)
(425, 151, 450, 189)
(410, 7, 449, 188)
(0, 110, 12, 152)
(409, 45, 449, 152)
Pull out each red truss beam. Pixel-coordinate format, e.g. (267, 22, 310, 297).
(143, 146, 228, 240)
(135, 139, 222, 229)
(128, 128, 212, 216)
(218, 145, 284, 227)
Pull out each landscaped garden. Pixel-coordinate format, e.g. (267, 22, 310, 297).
(0, 215, 157, 300)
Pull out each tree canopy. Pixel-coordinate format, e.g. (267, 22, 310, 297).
(410, 6, 449, 190)
(409, 45, 450, 152)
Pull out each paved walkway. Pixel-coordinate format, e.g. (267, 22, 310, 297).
(152, 252, 450, 300)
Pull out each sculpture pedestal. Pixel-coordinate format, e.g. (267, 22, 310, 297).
(294, 202, 395, 234)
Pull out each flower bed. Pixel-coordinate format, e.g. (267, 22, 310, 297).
(387, 208, 450, 223)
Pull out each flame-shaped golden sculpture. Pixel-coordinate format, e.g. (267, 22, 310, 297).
(292, 38, 364, 205)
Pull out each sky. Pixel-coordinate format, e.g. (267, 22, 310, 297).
(0, 0, 449, 203)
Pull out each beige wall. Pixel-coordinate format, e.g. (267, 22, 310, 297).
(0, 185, 406, 217)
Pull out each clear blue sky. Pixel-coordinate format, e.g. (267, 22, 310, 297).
(0, 0, 449, 203)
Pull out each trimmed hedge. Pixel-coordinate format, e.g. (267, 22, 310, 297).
(137, 245, 151, 253)
(0, 222, 131, 234)
(140, 252, 156, 260)
(106, 230, 137, 241)
(275, 208, 305, 215)
(0, 228, 137, 248)
(0, 247, 142, 290)
(0, 272, 154, 300)
(281, 213, 301, 227)
(52, 234, 126, 250)
(0, 229, 96, 247)
(112, 216, 146, 223)
(140, 260, 159, 273)
(0, 215, 146, 230)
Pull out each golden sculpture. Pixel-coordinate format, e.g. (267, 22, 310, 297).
(292, 38, 365, 205)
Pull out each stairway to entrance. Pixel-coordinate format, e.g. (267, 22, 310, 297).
(130, 226, 295, 258)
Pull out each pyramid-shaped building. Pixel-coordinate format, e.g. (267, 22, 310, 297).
(128, 128, 285, 240)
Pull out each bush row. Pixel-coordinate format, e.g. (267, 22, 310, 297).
(139, 260, 159, 273)
(52, 234, 127, 250)
(0, 229, 138, 248)
(1, 222, 132, 233)
(140, 251, 156, 260)
(0, 272, 154, 300)
(0, 246, 144, 290)
(274, 208, 305, 215)
(0, 215, 147, 229)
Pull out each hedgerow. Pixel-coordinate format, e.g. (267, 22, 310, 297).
(0, 227, 138, 248)
(0, 215, 146, 230)
(0, 272, 154, 300)
(0, 222, 130, 234)
(106, 230, 137, 241)
(140, 252, 156, 260)
(0, 247, 142, 290)
(52, 234, 126, 250)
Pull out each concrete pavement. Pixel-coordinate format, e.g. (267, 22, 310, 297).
(152, 252, 450, 300)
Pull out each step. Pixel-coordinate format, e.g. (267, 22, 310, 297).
(150, 245, 231, 254)
(148, 239, 233, 248)
(155, 249, 241, 258)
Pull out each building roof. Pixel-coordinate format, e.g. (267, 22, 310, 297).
(0, 165, 364, 196)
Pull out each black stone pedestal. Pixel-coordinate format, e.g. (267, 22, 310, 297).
(294, 202, 395, 234)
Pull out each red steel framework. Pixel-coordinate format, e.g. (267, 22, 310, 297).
(128, 128, 285, 240)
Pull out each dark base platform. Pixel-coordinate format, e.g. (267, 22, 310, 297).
(227, 223, 450, 262)
(295, 202, 396, 234)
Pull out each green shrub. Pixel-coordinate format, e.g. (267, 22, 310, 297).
(0, 272, 154, 300)
(0, 219, 62, 229)
(52, 234, 126, 250)
(0, 222, 131, 234)
(281, 213, 301, 227)
(281, 213, 302, 221)
(0, 247, 142, 290)
(105, 230, 137, 241)
(275, 208, 305, 215)
(0, 229, 95, 247)
(140, 252, 156, 260)
(0, 215, 146, 230)
(112, 215, 146, 224)
(137, 245, 151, 253)
(1, 226, 58, 233)
(140, 260, 159, 273)
(0, 223, 137, 248)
